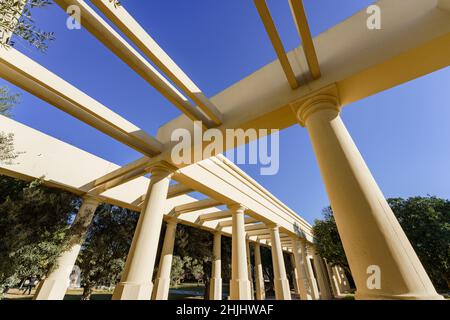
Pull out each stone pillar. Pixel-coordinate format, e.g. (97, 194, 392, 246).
(312, 250, 333, 300)
(254, 242, 266, 300)
(34, 196, 100, 300)
(325, 261, 340, 298)
(229, 205, 252, 300)
(338, 266, 351, 292)
(333, 266, 344, 293)
(210, 232, 222, 300)
(302, 241, 320, 300)
(0, 0, 26, 45)
(113, 163, 173, 300)
(269, 225, 291, 300)
(333, 265, 350, 294)
(292, 239, 312, 300)
(290, 254, 300, 295)
(292, 86, 442, 300)
(152, 218, 177, 300)
(246, 238, 255, 299)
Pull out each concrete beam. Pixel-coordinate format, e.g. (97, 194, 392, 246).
(91, 0, 223, 126)
(157, 0, 450, 155)
(0, 47, 163, 157)
(217, 217, 258, 229)
(174, 198, 223, 215)
(245, 223, 267, 232)
(167, 183, 193, 199)
(254, 0, 299, 89)
(53, 0, 213, 127)
(246, 229, 270, 237)
(196, 210, 232, 223)
(288, 0, 321, 79)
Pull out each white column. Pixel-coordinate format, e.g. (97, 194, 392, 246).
(290, 254, 300, 295)
(333, 265, 351, 294)
(325, 261, 340, 298)
(292, 239, 312, 300)
(152, 218, 177, 300)
(229, 204, 252, 300)
(34, 196, 100, 300)
(210, 232, 222, 300)
(254, 242, 266, 300)
(269, 225, 291, 300)
(302, 241, 320, 300)
(312, 250, 333, 300)
(292, 87, 442, 300)
(246, 238, 255, 299)
(113, 163, 173, 300)
(338, 266, 351, 292)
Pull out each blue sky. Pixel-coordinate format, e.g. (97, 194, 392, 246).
(2, 0, 450, 224)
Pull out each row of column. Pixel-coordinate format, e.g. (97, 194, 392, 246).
(34, 86, 442, 300)
(33, 190, 329, 300)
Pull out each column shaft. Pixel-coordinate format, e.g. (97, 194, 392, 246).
(290, 254, 300, 295)
(312, 252, 333, 300)
(295, 92, 442, 299)
(292, 240, 312, 300)
(302, 242, 320, 300)
(254, 243, 266, 300)
(246, 239, 255, 299)
(152, 220, 177, 300)
(324, 261, 340, 298)
(210, 232, 222, 300)
(229, 205, 252, 300)
(34, 196, 99, 300)
(269, 226, 291, 300)
(113, 165, 172, 300)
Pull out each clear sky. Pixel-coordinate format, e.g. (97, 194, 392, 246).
(2, 0, 450, 224)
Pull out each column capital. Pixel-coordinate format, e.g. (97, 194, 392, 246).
(227, 204, 247, 213)
(145, 161, 177, 177)
(290, 84, 340, 127)
(165, 216, 178, 227)
(266, 223, 280, 231)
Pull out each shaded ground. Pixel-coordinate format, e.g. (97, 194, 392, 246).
(2, 283, 229, 300)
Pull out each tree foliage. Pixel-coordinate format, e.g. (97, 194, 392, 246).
(312, 206, 350, 273)
(0, 86, 21, 164)
(1, 0, 55, 52)
(76, 204, 138, 300)
(388, 197, 450, 290)
(0, 175, 79, 291)
(313, 197, 450, 290)
(172, 224, 213, 298)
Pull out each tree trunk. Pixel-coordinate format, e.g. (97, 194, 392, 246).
(81, 286, 93, 300)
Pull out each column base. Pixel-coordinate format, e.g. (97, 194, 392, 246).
(229, 279, 252, 300)
(274, 278, 292, 300)
(209, 277, 223, 300)
(255, 282, 266, 300)
(255, 290, 266, 300)
(355, 291, 444, 300)
(152, 278, 170, 300)
(112, 282, 153, 300)
(33, 279, 69, 300)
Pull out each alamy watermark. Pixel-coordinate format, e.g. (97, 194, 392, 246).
(366, 5, 381, 30)
(170, 121, 280, 176)
(66, 5, 81, 30)
(366, 265, 381, 290)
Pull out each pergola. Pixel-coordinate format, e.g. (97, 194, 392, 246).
(0, 0, 449, 300)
